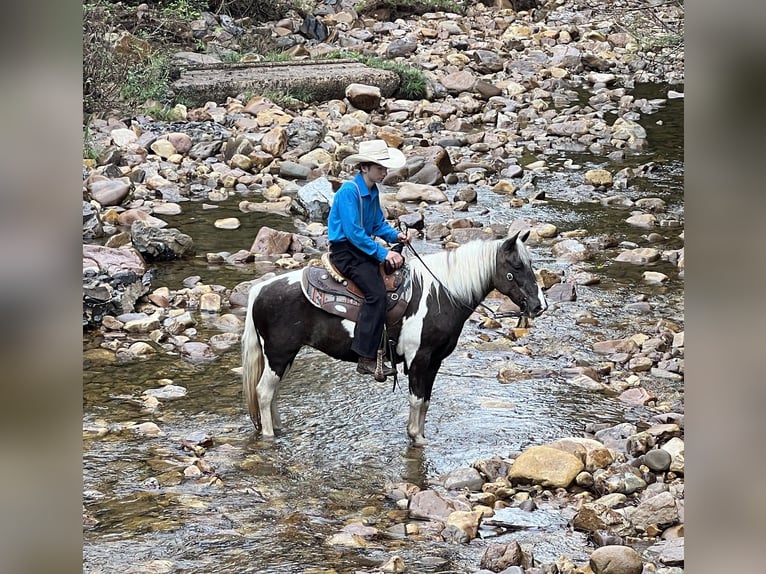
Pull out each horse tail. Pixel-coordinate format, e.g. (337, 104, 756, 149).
(241, 288, 264, 429)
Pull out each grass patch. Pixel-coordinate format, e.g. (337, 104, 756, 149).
(262, 88, 315, 107)
(319, 50, 428, 100)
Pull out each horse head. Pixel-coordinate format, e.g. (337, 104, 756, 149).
(494, 230, 548, 318)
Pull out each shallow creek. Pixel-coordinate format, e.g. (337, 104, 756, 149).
(83, 86, 683, 573)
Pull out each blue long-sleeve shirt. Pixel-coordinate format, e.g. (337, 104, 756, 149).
(327, 171, 400, 262)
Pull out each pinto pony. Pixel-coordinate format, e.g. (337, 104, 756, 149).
(241, 231, 547, 445)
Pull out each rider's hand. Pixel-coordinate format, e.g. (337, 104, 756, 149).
(397, 230, 414, 245)
(385, 249, 404, 270)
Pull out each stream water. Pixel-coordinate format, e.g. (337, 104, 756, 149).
(83, 84, 683, 573)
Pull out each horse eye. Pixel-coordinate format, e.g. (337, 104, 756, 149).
(506, 272, 514, 281)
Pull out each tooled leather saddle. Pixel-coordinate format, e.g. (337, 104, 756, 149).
(300, 252, 411, 329)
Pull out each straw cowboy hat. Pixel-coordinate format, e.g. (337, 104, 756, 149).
(343, 139, 406, 169)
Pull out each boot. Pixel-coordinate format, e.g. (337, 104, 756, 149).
(357, 357, 396, 381)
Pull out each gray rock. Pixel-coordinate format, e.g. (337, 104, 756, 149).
(443, 467, 485, 492)
(130, 220, 194, 261)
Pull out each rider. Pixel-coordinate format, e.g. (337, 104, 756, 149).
(327, 139, 411, 380)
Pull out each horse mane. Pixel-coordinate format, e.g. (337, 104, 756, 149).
(409, 237, 531, 306)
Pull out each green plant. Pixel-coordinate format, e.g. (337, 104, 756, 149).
(121, 50, 174, 107)
(262, 51, 293, 62)
(160, 0, 208, 21)
(262, 88, 314, 107)
(142, 102, 186, 122)
(83, 121, 103, 161)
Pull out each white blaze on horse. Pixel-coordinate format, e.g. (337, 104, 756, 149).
(241, 231, 548, 446)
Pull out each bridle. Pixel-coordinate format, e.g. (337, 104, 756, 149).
(402, 240, 529, 327)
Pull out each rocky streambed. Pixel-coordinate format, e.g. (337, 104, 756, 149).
(83, 1, 683, 573)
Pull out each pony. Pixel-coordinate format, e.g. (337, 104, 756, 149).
(241, 231, 547, 446)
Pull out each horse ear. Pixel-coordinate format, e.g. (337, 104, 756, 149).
(519, 229, 530, 243)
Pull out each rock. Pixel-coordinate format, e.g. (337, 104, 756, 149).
(249, 226, 294, 256)
(444, 510, 483, 542)
(180, 341, 218, 363)
(544, 282, 576, 302)
(644, 448, 672, 472)
(547, 438, 614, 472)
(408, 490, 470, 521)
(143, 384, 187, 400)
(626, 213, 657, 228)
(479, 541, 532, 572)
(295, 177, 334, 222)
(443, 467, 485, 491)
(509, 445, 584, 488)
(395, 182, 449, 203)
(661, 437, 685, 474)
(133, 422, 163, 436)
(630, 491, 679, 534)
(585, 169, 613, 187)
(618, 387, 656, 406)
(346, 83, 381, 111)
(589, 545, 643, 574)
(130, 220, 194, 261)
(214, 217, 240, 230)
(643, 271, 668, 284)
(88, 177, 132, 206)
(441, 70, 477, 94)
(551, 238, 589, 262)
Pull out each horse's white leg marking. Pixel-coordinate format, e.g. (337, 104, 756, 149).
(408, 392, 429, 446)
(257, 357, 281, 438)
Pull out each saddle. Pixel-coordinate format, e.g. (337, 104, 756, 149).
(300, 252, 410, 328)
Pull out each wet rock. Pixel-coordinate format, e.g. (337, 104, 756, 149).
(131, 220, 194, 261)
(143, 383, 187, 400)
(133, 422, 163, 436)
(551, 238, 589, 262)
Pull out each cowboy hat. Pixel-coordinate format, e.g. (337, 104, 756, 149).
(343, 139, 406, 169)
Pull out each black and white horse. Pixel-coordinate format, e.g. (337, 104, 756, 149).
(241, 231, 547, 446)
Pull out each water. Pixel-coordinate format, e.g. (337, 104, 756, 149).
(83, 85, 683, 573)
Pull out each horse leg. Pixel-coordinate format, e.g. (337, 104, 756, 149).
(407, 366, 438, 446)
(407, 394, 430, 447)
(255, 367, 281, 438)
